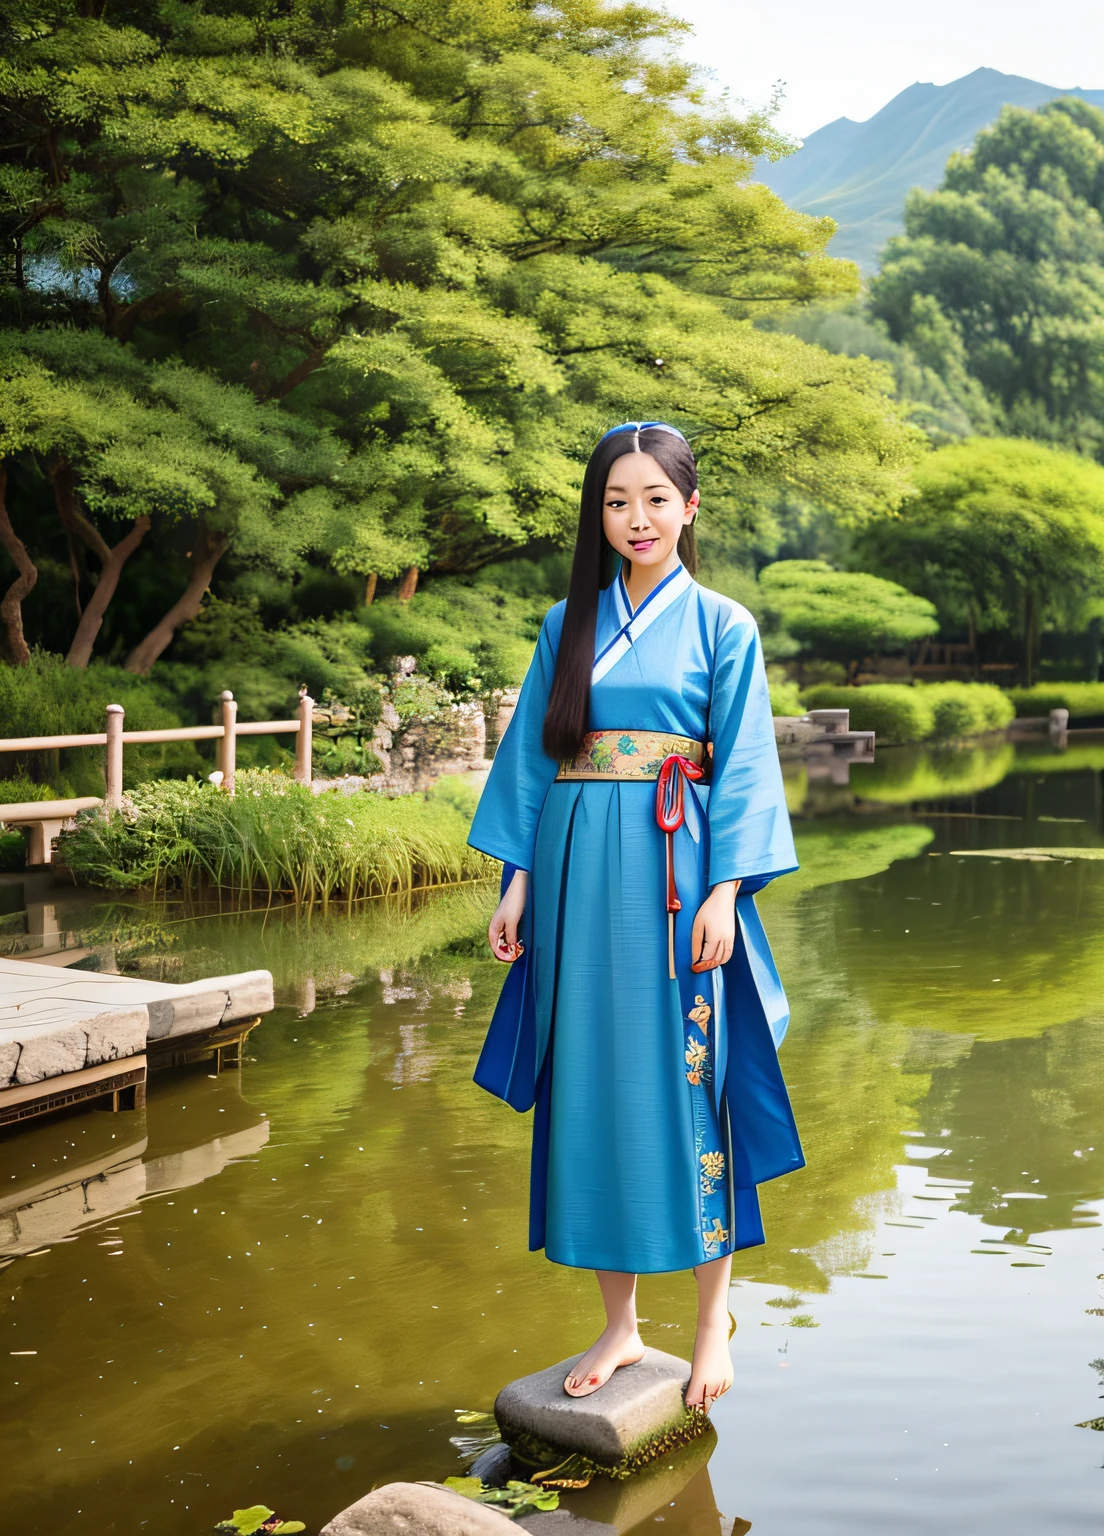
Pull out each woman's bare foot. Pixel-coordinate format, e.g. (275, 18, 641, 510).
(563, 1321, 645, 1398)
(685, 1317, 733, 1412)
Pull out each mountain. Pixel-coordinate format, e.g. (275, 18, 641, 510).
(760, 67, 1104, 272)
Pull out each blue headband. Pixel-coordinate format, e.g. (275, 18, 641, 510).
(597, 420, 688, 446)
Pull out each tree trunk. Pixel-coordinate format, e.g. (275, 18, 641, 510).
(65, 515, 150, 667)
(50, 457, 151, 668)
(397, 564, 419, 602)
(364, 572, 378, 606)
(124, 521, 229, 674)
(0, 465, 38, 666)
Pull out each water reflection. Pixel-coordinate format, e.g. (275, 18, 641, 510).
(0, 1079, 270, 1261)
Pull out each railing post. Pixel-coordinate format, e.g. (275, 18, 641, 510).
(218, 690, 238, 795)
(295, 689, 314, 785)
(105, 704, 125, 811)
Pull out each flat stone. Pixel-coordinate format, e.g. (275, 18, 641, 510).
(1, 1007, 147, 1086)
(145, 970, 274, 1040)
(494, 1347, 697, 1466)
(320, 1482, 515, 1535)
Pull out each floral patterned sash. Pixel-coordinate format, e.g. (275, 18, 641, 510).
(556, 729, 705, 780)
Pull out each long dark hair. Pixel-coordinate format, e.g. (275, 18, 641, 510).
(542, 425, 699, 762)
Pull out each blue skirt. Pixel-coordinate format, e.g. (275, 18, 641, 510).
(477, 779, 804, 1275)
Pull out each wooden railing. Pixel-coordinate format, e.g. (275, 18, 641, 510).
(0, 688, 316, 808)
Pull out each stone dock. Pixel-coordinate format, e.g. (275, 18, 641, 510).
(0, 958, 273, 1128)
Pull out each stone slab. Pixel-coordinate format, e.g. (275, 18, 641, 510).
(1, 1007, 147, 1086)
(494, 1347, 695, 1466)
(320, 1482, 515, 1535)
(145, 971, 273, 1040)
(0, 960, 273, 1085)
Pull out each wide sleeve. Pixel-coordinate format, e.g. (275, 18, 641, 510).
(706, 608, 797, 891)
(467, 604, 564, 872)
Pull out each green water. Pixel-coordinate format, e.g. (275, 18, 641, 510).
(3, 741, 1104, 1534)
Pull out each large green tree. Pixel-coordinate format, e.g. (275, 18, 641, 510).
(870, 99, 1104, 458)
(856, 437, 1104, 682)
(0, 0, 921, 676)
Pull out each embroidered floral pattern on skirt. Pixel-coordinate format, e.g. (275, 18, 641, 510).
(678, 987, 733, 1260)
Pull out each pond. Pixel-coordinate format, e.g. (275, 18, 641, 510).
(3, 740, 1104, 1535)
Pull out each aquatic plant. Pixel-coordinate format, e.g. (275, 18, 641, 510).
(57, 772, 493, 903)
(214, 1508, 304, 1535)
(444, 1475, 560, 1518)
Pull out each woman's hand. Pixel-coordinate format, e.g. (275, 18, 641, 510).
(690, 880, 741, 972)
(488, 869, 529, 962)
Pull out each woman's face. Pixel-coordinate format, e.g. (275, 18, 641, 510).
(602, 451, 698, 570)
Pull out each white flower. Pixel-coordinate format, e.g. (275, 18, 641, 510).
(208, 771, 224, 786)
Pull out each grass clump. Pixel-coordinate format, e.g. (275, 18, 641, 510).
(57, 771, 492, 904)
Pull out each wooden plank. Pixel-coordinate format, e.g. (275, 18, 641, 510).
(0, 720, 299, 752)
(0, 797, 101, 823)
(0, 1056, 147, 1125)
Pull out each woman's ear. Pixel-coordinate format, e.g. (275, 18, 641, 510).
(685, 490, 700, 522)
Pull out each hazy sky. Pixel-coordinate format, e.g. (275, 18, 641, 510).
(667, 1, 1104, 138)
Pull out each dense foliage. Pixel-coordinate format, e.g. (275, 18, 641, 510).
(0, 0, 921, 689)
(871, 99, 1104, 458)
(759, 559, 937, 667)
(857, 438, 1104, 683)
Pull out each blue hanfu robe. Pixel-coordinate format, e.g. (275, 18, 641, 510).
(468, 564, 803, 1274)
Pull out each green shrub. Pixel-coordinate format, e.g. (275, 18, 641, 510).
(1006, 683, 1104, 719)
(0, 776, 52, 805)
(57, 770, 494, 902)
(0, 831, 25, 871)
(802, 682, 1014, 743)
(919, 682, 1015, 739)
(769, 680, 803, 716)
(801, 684, 935, 744)
(0, 652, 202, 795)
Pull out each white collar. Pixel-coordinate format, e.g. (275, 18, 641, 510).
(593, 562, 693, 684)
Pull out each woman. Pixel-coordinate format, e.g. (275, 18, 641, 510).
(468, 422, 802, 1414)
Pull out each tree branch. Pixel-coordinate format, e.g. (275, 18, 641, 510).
(124, 520, 230, 675)
(50, 456, 152, 667)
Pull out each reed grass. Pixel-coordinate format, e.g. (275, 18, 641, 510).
(58, 771, 494, 904)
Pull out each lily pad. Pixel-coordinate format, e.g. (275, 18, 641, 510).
(443, 1477, 484, 1500)
(216, 1508, 274, 1536)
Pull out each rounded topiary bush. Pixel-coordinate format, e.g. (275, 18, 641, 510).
(921, 683, 1014, 740)
(801, 684, 935, 745)
(1007, 683, 1104, 719)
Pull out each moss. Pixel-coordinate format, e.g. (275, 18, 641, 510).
(507, 1410, 712, 1484)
